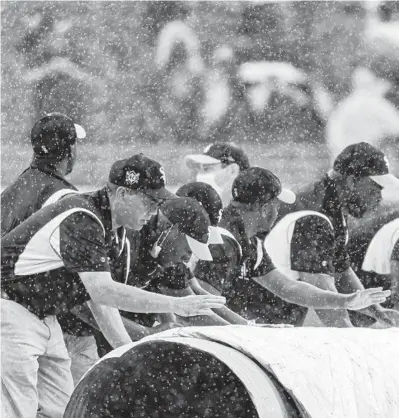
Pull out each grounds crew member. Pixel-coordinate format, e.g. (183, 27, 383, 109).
(272, 142, 399, 327)
(193, 167, 390, 326)
(1, 112, 85, 237)
(0, 113, 106, 384)
(1, 154, 225, 418)
(0, 113, 169, 385)
(95, 194, 227, 356)
(184, 142, 250, 207)
(348, 206, 399, 316)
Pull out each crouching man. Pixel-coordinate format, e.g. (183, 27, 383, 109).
(1, 154, 225, 418)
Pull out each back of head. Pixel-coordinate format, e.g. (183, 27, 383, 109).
(64, 341, 259, 418)
(31, 112, 85, 163)
(176, 182, 223, 226)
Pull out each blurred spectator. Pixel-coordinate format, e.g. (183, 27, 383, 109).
(326, 67, 399, 171)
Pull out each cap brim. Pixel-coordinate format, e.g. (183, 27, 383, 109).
(184, 154, 221, 167)
(144, 187, 177, 202)
(277, 188, 296, 204)
(186, 235, 213, 261)
(208, 226, 224, 245)
(74, 124, 86, 139)
(370, 174, 399, 190)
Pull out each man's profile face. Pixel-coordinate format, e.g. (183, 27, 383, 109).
(344, 176, 383, 218)
(66, 143, 77, 175)
(157, 227, 192, 268)
(115, 189, 158, 230)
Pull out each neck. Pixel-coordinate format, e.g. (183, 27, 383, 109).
(229, 203, 258, 238)
(32, 154, 68, 177)
(107, 193, 120, 231)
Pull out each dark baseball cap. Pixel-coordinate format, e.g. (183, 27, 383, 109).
(160, 197, 213, 261)
(232, 167, 296, 205)
(176, 182, 224, 245)
(109, 154, 176, 201)
(333, 142, 399, 190)
(184, 143, 250, 171)
(31, 113, 86, 158)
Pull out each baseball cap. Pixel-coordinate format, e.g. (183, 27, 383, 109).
(232, 167, 296, 205)
(176, 182, 224, 244)
(31, 113, 86, 158)
(109, 154, 176, 201)
(184, 143, 250, 171)
(160, 197, 213, 261)
(333, 142, 399, 189)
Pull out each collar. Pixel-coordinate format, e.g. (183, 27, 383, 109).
(90, 187, 114, 241)
(29, 160, 75, 189)
(320, 174, 344, 219)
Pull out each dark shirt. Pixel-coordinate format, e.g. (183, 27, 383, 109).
(195, 205, 307, 325)
(346, 206, 399, 291)
(1, 161, 77, 237)
(277, 175, 351, 275)
(1, 188, 126, 320)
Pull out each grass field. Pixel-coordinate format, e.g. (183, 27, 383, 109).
(1, 140, 330, 190)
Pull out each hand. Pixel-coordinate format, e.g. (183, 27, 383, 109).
(172, 295, 226, 317)
(345, 287, 391, 311)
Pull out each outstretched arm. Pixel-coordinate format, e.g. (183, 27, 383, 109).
(190, 278, 248, 325)
(158, 283, 231, 326)
(253, 269, 389, 310)
(79, 271, 225, 317)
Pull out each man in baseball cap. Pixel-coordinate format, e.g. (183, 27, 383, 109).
(1, 112, 86, 237)
(273, 142, 399, 328)
(184, 143, 250, 207)
(31, 112, 86, 162)
(333, 141, 399, 191)
(176, 182, 224, 244)
(193, 167, 389, 327)
(1, 153, 225, 417)
(109, 154, 177, 203)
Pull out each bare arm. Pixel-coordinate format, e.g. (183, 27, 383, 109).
(79, 271, 225, 316)
(253, 269, 388, 310)
(299, 272, 353, 327)
(159, 283, 231, 326)
(189, 278, 248, 325)
(87, 300, 132, 348)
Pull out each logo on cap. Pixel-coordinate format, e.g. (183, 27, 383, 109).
(125, 170, 140, 186)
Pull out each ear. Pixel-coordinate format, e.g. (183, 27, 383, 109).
(115, 186, 128, 200)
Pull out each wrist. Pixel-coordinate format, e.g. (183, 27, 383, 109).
(341, 294, 353, 309)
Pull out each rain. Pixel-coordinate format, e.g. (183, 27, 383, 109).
(1, 2, 399, 417)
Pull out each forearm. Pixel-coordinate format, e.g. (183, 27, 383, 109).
(93, 280, 177, 314)
(335, 267, 365, 293)
(298, 272, 353, 327)
(87, 300, 132, 348)
(161, 283, 230, 326)
(190, 278, 247, 324)
(254, 275, 350, 309)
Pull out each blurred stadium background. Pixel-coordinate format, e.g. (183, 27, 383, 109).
(1, 1, 399, 189)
